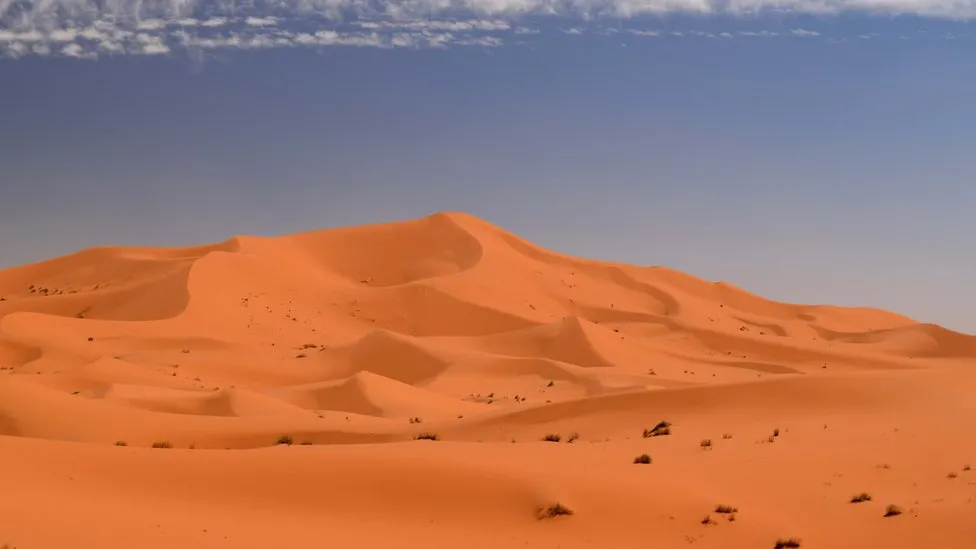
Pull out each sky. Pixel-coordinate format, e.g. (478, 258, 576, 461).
(1, 0, 976, 333)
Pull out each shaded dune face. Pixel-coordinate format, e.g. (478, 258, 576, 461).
(1, 211, 975, 549)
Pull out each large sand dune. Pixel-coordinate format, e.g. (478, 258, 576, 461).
(1, 212, 975, 548)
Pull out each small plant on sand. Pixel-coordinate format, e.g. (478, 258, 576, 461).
(850, 492, 872, 503)
(948, 472, 958, 479)
(714, 504, 738, 515)
(643, 421, 671, 438)
(633, 453, 652, 464)
(542, 433, 562, 443)
(964, 464, 971, 472)
(409, 417, 422, 424)
(700, 438, 713, 449)
(414, 432, 439, 441)
(536, 503, 574, 519)
(567, 432, 580, 443)
(773, 428, 780, 437)
(723, 433, 733, 440)
(151, 441, 172, 449)
(276, 435, 294, 445)
(701, 515, 714, 525)
(883, 504, 903, 517)
(115, 441, 128, 447)
(774, 538, 801, 549)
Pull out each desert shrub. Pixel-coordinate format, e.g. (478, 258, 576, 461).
(643, 421, 672, 438)
(850, 493, 872, 503)
(536, 503, 574, 519)
(414, 432, 440, 441)
(542, 433, 562, 442)
(151, 441, 172, 449)
(633, 454, 652, 464)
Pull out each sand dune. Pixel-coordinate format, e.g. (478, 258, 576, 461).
(1, 211, 975, 549)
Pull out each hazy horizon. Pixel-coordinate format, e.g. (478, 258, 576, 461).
(3, 3, 975, 334)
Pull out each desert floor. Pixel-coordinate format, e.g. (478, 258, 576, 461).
(1, 212, 974, 548)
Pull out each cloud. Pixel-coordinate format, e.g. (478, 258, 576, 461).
(245, 16, 277, 26)
(1, 0, 972, 60)
(4, 0, 976, 39)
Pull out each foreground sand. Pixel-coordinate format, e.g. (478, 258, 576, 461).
(1, 212, 974, 548)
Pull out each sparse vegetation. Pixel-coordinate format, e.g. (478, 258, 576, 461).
(774, 538, 801, 549)
(633, 453, 652, 464)
(276, 435, 294, 445)
(701, 515, 714, 525)
(884, 504, 903, 517)
(714, 504, 738, 514)
(964, 464, 971, 472)
(850, 492, 872, 503)
(700, 438, 713, 449)
(723, 433, 733, 440)
(643, 421, 671, 438)
(547, 380, 555, 387)
(115, 441, 127, 446)
(542, 433, 562, 442)
(409, 417, 423, 424)
(948, 472, 958, 479)
(151, 441, 172, 449)
(414, 432, 439, 441)
(300, 441, 313, 445)
(536, 503, 574, 519)
(773, 428, 780, 437)
(567, 432, 580, 443)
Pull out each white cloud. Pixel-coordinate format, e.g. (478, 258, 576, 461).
(200, 17, 229, 27)
(5, 41, 27, 57)
(455, 35, 504, 46)
(137, 19, 166, 30)
(49, 29, 78, 41)
(61, 42, 94, 58)
(354, 19, 509, 31)
(0, 30, 44, 42)
(245, 16, 278, 26)
(141, 41, 171, 54)
(2, 0, 970, 60)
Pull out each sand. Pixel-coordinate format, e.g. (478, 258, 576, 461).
(1, 211, 974, 549)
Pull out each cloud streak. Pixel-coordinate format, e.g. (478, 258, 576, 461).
(1, 0, 973, 60)
(4, 0, 976, 35)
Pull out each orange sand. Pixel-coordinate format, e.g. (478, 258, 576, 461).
(1, 212, 974, 548)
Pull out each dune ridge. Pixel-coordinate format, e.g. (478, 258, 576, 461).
(1, 211, 975, 549)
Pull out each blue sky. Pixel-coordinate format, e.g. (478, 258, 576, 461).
(2, 2, 976, 332)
